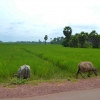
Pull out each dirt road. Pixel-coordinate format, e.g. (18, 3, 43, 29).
(1, 78, 100, 100)
(1, 88, 100, 100)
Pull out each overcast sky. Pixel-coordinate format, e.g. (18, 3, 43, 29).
(0, 0, 100, 42)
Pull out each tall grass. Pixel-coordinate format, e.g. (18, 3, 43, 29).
(0, 43, 100, 83)
(21, 44, 100, 70)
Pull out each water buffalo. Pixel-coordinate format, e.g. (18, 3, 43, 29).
(14, 64, 30, 79)
(76, 61, 97, 78)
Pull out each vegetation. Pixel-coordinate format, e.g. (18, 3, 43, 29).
(62, 26, 100, 48)
(62, 26, 72, 47)
(50, 37, 64, 44)
(0, 43, 100, 84)
(44, 35, 48, 45)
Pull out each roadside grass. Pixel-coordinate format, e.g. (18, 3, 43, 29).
(0, 43, 100, 84)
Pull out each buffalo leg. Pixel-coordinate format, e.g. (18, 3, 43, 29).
(76, 71, 85, 79)
(79, 71, 85, 78)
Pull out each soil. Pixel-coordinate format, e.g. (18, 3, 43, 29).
(0, 77, 100, 99)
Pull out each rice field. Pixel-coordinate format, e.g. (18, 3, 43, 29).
(0, 43, 100, 83)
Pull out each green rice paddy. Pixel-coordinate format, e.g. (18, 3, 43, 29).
(0, 43, 100, 83)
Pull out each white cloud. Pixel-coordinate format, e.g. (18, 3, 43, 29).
(0, 0, 100, 41)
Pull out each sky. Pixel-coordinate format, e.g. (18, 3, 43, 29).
(0, 0, 100, 42)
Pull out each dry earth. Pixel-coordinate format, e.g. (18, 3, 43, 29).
(0, 77, 100, 99)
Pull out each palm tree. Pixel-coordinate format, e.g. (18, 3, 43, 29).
(62, 26, 72, 47)
(63, 26, 72, 39)
(44, 35, 48, 45)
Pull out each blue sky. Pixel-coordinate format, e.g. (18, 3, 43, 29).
(0, 0, 100, 42)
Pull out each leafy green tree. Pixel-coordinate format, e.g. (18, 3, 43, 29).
(69, 35, 79, 47)
(44, 35, 48, 45)
(61, 38, 68, 47)
(89, 30, 99, 48)
(78, 32, 88, 48)
(62, 26, 72, 47)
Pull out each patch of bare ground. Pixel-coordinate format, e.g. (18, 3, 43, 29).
(0, 77, 100, 99)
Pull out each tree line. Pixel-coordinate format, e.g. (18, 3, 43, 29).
(50, 37, 64, 44)
(1, 26, 100, 47)
(62, 26, 100, 48)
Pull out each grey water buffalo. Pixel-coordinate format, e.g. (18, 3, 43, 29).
(76, 61, 97, 78)
(14, 64, 30, 79)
